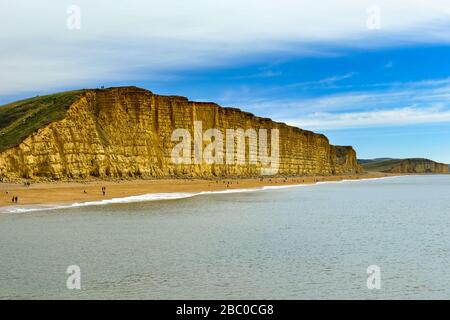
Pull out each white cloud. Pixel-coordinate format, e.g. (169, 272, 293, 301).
(288, 105, 450, 130)
(1, 0, 450, 95)
(222, 77, 450, 129)
(283, 72, 358, 90)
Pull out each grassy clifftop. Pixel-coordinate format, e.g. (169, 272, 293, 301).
(359, 159, 402, 172)
(0, 90, 84, 152)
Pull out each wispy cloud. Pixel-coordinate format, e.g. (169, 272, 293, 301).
(225, 77, 450, 129)
(285, 72, 358, 89)
(232, 70, 283, 80)
(1, 0, 450, 95)
(288, 105, 450, 130)
(215, 72, 359, 107)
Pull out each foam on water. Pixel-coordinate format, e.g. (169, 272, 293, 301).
(0, 176, 398, 214)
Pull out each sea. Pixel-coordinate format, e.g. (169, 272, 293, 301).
(0, 175, 449, 299)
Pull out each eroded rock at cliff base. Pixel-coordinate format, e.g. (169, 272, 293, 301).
(0, 87, 363, 181)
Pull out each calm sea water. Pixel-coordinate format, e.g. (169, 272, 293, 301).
(1, 175, 449, 299)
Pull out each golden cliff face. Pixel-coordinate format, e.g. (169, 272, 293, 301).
(0, 87, 362, 181)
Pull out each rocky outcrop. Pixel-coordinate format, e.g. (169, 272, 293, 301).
(385, 159, 449, 174)
(0, 87, 362, 181)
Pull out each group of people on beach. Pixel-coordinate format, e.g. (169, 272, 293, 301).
(82, 187, 107, 196)
(4, 181, 30, 205)
(219, 180, 239, 188)
(2, 177, 332, 207)
(204, 177, 326, 189)
(4, 182, 31, 205)
(4, 190, 19, 204)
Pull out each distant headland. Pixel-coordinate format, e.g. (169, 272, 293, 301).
(358, 158, 449, 174)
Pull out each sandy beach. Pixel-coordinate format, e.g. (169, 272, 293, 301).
(0, 172, 394, 210)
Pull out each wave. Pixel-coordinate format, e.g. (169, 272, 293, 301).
(1, 175, 400, 214)
(1, 192, 197, 214)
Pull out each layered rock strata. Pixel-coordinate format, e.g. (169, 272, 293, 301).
(0, 87, 363, 180)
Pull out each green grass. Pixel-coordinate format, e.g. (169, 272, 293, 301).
(358, 158, 394, 164)
(361, 159, 403, 172)
(0, 90, 84, 152)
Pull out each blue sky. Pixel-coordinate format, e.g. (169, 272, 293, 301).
(127, 45, 450, 162)
(1, 0, 450, 162)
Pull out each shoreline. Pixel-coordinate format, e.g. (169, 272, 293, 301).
(0, 172, 397, 213)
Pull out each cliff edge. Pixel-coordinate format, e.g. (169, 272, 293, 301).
(0, 86, 363, 181)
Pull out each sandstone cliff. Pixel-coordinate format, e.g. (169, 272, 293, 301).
(0, 87, 362, 181)
(360, 158, 449, 174)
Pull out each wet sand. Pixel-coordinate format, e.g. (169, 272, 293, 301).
(0, 172, 393, 209)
